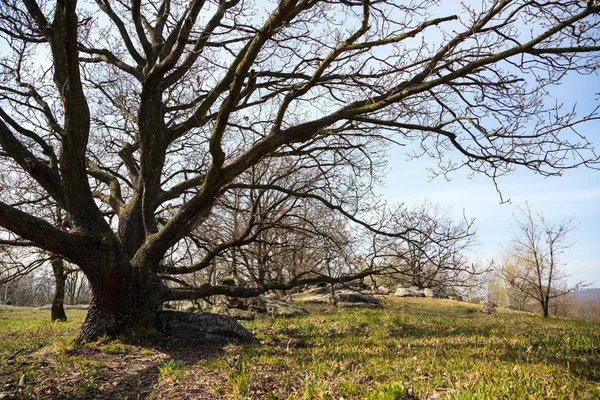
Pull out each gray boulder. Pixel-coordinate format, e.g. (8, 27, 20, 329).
(373, 285, 392, 295)
(423, 288, 448, 299)
(248, 295, 267, 312)
(335, 291, 381, 305)
(295, 294, 330, 303)
(394, 286, 426, 297)
(158, 311, 255, 344)
(329, 291, 382, 308)
(303, 286, 332, 296)
(265, 299, 308, 317)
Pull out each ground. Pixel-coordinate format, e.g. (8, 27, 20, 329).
(1, 297, 599, 399)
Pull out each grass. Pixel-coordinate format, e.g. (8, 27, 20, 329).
(1, 298, 599, 399)
(0, 307, 86, 357)
(157, 359, 186, 382)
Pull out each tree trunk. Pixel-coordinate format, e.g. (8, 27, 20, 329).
(76, 255, 169, 342)
(50, 255, 67, 322)
(541, 300, 549, 318)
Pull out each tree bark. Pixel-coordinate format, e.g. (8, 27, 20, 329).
(77, 267, 168, 341)
(74, 241, 170, 341)
(50, 255, 67, 322)
(542, 298, 549, 318)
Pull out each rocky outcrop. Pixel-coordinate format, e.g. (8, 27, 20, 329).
(423, 288, 448, 299)
(296, 289, 382, 309)
(265, 299, 308, 317)
(210, 297, 308, 320)
(331, 292, 382, 307)
(158, 311, 255, 344)
(394, 286, 426, 298)
(372, 285, 392, 295)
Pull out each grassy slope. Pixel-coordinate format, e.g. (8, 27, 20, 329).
(1, 297, 599, 399)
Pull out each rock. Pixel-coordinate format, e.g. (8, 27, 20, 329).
(182, 305, 199, 313)
(334, 291, 381, 305)
(248, 295, 267, 313)
(373, 286, 391, 295)
(265, 299, 308, 317)
(345, 279, 370, 291)
(296, 294, 330, 303)
(394, 286, 425, 297)
(302, 286, 332, 296)
(329, 291, 383, 308)
(158, 311, 255, 344)
(265, 291, 283, 300)
(423, 288, 448, 299)
(481, 302, 496, 314)
(448, 295, 464, 302)
(224, 296, 247, 310)
(210, 306, 256, 321)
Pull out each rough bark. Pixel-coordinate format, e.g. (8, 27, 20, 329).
(77, 264, 169, 341)
(69, 238, 169, 341)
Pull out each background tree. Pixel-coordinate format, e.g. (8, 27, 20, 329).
(500, 204, 588, 318)
(371, 201, 479, 292)
(0, 0, 599, 340)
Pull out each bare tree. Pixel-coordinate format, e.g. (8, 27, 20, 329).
(488, 258, 534, 310)
(501, 204, 589, 317)
(372, 201, 479, 291)
(0, 0, 599, 340)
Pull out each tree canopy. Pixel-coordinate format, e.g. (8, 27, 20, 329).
(0, 0, 598, 339)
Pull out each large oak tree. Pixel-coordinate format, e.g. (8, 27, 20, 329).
(0, 0, 598, 340)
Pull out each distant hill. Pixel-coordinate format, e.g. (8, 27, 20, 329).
(571, 288, 600, 304)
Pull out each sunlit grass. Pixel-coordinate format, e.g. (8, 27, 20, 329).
(1, 299, 599, 399)
(0, 308, 86, 357)
(219, 298, 600, 399)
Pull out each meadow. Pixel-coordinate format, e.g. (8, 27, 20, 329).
(1, 297, 599, 399)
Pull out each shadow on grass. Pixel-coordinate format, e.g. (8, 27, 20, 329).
(78, 341, 227, 400)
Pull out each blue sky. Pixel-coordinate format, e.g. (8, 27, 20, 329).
(372, 0, 600, 288)
(376, 70, 600, 287)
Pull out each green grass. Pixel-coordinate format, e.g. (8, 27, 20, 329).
(1, 299, 599, 399)
(158, 359, 187, 382)
(227, 298, 600, 399)
(100, 341, 129, 355)
(0, 307, 87, 357)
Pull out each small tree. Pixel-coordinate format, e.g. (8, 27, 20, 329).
(501, 204, 588, 318)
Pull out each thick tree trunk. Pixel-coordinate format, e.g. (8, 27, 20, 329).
(50, 256, 67, 322)
(76, 254, 169, 342)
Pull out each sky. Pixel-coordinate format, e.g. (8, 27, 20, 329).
(369, 0, 600, 288)
(0, 1, 597, 288)
(376, 70, 600, 287)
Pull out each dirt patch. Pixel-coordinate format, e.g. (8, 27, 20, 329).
(0, 341, 228, 399)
